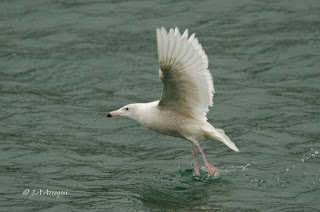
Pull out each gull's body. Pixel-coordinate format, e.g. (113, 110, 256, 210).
(129, 100, 207, 141)
(108, 27, 239, 176)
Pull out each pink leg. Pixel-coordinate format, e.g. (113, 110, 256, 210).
(197, 145, 219, 176)
(191, 145, 200, 176)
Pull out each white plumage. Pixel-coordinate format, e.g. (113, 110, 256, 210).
(108, 27, 239, 177)
(156, 27, 214, 121)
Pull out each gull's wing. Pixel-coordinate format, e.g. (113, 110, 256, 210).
(156, 27, 214, 121)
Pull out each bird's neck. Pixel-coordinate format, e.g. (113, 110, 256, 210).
(134, 100, 159, 126)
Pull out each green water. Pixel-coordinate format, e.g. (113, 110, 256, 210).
(1, 0, 320, 211)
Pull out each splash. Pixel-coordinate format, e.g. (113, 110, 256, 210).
(219, 163, 251, 173)
(190, 166, 220, 181)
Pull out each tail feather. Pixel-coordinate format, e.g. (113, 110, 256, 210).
(216, 128, 225, 135)
(202, 126, 239, 152)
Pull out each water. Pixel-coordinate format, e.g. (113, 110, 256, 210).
(1, 0, 320, 211)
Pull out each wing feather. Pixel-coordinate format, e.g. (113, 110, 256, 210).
(156, 27, 214, 121)
(182, 29, 188, 38)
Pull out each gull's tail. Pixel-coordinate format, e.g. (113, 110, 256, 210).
(201, 125, 239, 152)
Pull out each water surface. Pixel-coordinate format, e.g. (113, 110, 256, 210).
(1, 0, 320, 211)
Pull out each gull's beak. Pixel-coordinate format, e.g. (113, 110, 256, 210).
(107, 110, 120, 118)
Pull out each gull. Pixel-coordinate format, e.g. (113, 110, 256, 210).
(107, 27, 239, 176)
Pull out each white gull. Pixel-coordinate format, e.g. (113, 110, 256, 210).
(107, 27, 239, 176)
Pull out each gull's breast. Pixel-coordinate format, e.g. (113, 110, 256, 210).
(138, 108, 205, 140)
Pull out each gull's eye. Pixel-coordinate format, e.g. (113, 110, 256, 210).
(126, 108, 129, 110)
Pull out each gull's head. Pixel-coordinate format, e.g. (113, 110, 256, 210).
(107, 104, 138, 120)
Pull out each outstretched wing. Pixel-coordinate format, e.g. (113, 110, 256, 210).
(156, 27, 214, 121)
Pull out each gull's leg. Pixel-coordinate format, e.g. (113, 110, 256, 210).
(191, 144, 200, 176)
(197, 144, 219, 176)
